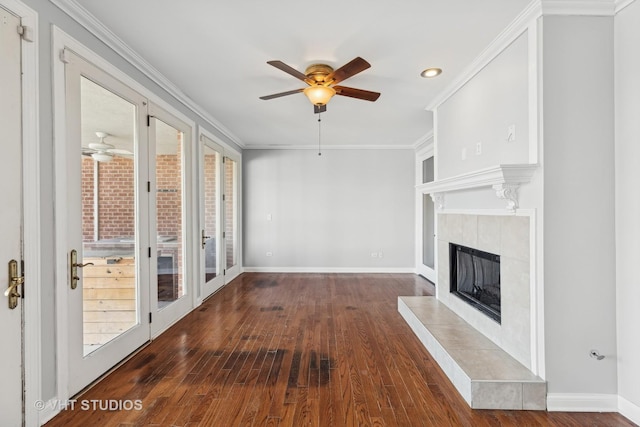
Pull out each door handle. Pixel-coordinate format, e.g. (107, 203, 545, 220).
(6, 260, 23, 309)
(201, 230, 211, 249)
(70, 249, 94, 290)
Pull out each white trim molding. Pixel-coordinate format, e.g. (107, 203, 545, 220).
(243, 144, 415, 150)
(619, 396, 640, 425)
(541, 0, 617, 16)
(417, 164, 538, 212)
(615, 0, 637, 13)
(49, 0, 244, 149)
(547, 393, 619, 412)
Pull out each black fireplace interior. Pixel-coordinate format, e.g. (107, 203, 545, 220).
(449, 243, 501, 323)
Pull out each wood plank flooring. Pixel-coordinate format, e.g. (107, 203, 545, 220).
(46, 273, 636, 426)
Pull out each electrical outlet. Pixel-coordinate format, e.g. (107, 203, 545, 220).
(461, 148, 467, 160)
(266, 252, 272, 257)
(371, 252, 378, 258)
(507, 124, 516, 142)
(476, 141, 482, 155)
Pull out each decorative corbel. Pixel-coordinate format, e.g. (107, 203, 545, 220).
(430, 192, 445, 211)
(493, 184, 520, 212)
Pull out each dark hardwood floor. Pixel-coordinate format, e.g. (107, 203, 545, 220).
(46, 273, 635, 426)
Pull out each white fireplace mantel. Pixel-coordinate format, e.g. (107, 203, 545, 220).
(416, 164, 538, 212)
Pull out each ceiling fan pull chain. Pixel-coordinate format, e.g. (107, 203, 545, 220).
(317, 112, 322, 156)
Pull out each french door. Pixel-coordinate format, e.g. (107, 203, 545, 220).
(148, 105, 195, 336)
(0, 7, 25, 424)
(200, 135, 224, 298)
(63, 50, 150, 396)
(199, 135, 241, 299)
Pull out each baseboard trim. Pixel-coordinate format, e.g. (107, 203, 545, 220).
(242, 267, 416, 274)
(619, 395, 640, 425)
(546, 393, 618, 412)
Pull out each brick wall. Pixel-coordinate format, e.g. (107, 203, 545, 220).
(82, 156, 135, 241)
(204, 153, 217, 235)
(224, 158, 235, 267)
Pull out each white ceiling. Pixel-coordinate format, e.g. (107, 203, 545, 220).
(74, 0, 532, 149)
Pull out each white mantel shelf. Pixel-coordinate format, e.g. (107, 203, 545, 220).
(416, 164, 538, 212)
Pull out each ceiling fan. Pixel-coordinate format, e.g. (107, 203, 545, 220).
(260, 57, 380, 113)
(82, 131, 133, 162)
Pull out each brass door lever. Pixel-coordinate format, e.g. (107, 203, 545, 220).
(6, 260, 23, 309)
(70, 249, 94, 290)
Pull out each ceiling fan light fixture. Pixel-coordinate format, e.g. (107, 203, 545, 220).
(91, 152, 114, 162)
(303, 85, 336, 106)
(420, 67, 442, 78)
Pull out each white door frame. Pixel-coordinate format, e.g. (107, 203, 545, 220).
(148, 102, 197, 338)
(0, 0, 41, 425)
(415, 141, 436, 283)
(198, 133, 225, 300)
(198, 127, 242, 289)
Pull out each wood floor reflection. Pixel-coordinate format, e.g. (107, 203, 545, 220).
(46, 273, 634, 426)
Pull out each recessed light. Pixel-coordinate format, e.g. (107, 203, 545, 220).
(421, 68, 442, 78)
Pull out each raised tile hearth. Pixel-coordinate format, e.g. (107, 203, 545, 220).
(399, 296, 546, 410)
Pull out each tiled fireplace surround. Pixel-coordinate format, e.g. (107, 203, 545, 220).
(438, 213, 532, 368)
(399, 212, 546, 409)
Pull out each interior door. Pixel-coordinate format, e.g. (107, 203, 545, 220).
(148, 104, 194, 336)
(0, 7, 24, 424)
(200, 135, 224, 298)
(64, 50, 150, 396)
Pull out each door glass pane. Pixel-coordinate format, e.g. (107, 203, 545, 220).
(155, 119, 185, 308)
(80, 76, 138, 356)
(204, 146, 218, 281)
(224, 158, 237, 269)
(423, 194, 435, 268)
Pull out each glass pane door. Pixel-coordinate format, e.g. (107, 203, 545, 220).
(224, 157, 237, 271)
(80, 76, 138, 355)
(204, 145, 219, 282)
(154, 118, 185, 308)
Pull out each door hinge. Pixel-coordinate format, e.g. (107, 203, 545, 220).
(147, 181, 151, 192)
(147, 115, 151, 127)
(149, 312, 152, 323)
(223, 269, 226, 275)
(223, 231, 226, 238)
(17, 25, 34, 42)
(222, 194, 226, 202)
(148, 247, 151, 258)
(223, 157, 226, 164)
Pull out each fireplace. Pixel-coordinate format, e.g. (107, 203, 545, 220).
(449, 243, 501, 323)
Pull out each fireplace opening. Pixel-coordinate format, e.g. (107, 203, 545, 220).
(449, 243, 501, 323)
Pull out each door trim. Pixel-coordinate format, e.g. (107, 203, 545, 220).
(0, 0, 41, 424)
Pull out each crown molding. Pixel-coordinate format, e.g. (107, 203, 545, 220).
(541, 0, 616, 16)
(412, 130, 434, 151)
(425, 0, 542, 112)
(615, 0, 637, 13)
(49, 0, 245, 148)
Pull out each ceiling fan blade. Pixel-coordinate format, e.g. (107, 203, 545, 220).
(259, 88, 304, 100)
(267, 60, 309, 82)
(325, 57, 371, 85)
(334, 86, 380, 102)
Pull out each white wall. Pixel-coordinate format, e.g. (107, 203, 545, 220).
(542, 16, 617, 396)
(615, 0, 640, 419)
(243, 149, 415, 270)
(437, 32, 530, 180)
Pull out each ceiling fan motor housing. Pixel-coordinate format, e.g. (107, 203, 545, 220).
(305, 64, 334, 83)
